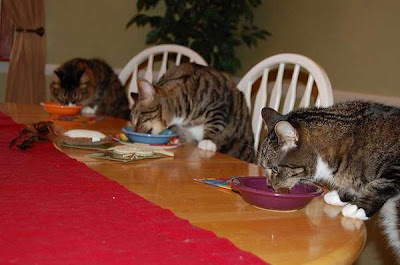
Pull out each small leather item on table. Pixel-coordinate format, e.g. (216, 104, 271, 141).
(0, 111, 269, 265)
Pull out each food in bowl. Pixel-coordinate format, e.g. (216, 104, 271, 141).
(41, 101, 83, 116)
(122, 127, 177, 145)
(62, 129, 108, 146)
(230, 177, 323, 211)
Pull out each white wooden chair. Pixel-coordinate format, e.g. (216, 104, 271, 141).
(237, 53, 334, 151)
(118, 44, 208, 107)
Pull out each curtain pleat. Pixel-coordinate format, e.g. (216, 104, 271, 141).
(4, 0, 46, 104)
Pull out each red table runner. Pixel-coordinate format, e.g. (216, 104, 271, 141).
(0, 112, 268, 265)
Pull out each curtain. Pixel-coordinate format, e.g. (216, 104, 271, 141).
(4, 0, 46, 104)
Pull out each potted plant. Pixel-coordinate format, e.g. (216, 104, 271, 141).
(126, 0, 270, 74)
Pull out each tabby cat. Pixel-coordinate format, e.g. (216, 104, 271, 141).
(50, 58, 130, 119)
(130, 63, 255, 162)
(258, 100, 400, 258)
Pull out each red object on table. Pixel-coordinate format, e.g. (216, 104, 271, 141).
(0, 112, 269, 265)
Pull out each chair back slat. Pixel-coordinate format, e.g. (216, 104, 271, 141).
(128, 64, 139, 100)
(299, 74, 314, 108)
(315, 95, 321, 107)
(175, 53, 182, 65)
(252, 68, 269, 150)
(268, 63, 285, 111)
(157, 51, 169, 81)
(144, 54, 154, 83)
(244, 82, 252, 112)
(282, 64, 300, 114)
(119, 44, 208, 108)
(237, 53, 334, 153)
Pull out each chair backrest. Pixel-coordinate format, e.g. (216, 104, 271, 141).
(237, 53, 334, 151)
(118, 44, 208, 107)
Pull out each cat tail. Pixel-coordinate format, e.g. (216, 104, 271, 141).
(380, 194, 400, 260)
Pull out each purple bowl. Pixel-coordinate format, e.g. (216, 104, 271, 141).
(230, 177, 323, 211)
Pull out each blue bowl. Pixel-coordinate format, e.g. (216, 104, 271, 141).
(122, 127, 177, 144)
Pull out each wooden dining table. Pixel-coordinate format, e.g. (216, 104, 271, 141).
(0, 103, 367, 265)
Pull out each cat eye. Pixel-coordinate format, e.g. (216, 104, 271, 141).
(272, 166, 279, 173)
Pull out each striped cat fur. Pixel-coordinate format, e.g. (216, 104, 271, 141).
(258, 100, 400, 259)
(130, 63, 255, 163)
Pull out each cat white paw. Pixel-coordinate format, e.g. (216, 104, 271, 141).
(342, 204, 369, 220)
(324, 191, 347, 206)
(81, 106, 97, 115)
(198, 140, 217, 152)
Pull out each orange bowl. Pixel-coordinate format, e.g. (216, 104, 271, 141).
(40, 101, 83, 116)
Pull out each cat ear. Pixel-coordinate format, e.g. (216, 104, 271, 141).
(54, 70, 63, 80)
(130, 92, 139, 104)
(137, 79, 156, 100)
(154, 85, 166, 97)
(76, 70, 85, 79)
(274, 121, 299, 150)
(261, 108, 279, 123)
(261, 107, 282, 132)
(80, 72, 89, 83)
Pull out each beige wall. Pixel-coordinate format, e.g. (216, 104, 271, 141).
(0, 0, 150, 101)
(45, 0, 150, 67)
(1, 0, 400, 102)
(237, 0, 400, 97)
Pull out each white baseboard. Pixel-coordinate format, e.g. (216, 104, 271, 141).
(0, 62, 8, 74)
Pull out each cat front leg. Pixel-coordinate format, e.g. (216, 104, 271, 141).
(197, 119, 224, 152)
(346, 195, 388, 220)
(324, 190, 369, 220)
(82, 105, 97, 115)
(198, 140, 217, 151)
(324, 190, 348, 206)
(185, 123, 217, 151)
(342, 180, 398, 220)
(324, 189, 355, 205)
(342, 204, 369, 220)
